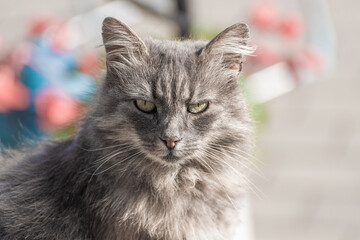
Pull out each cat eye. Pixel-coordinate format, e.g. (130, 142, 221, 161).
(188, 102, 209, 114)
(135, 100, 156, 113)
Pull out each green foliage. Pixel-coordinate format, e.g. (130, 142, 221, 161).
(239, 76, 267, 134)
(51, 124, 76, 139)
(190, 24, 221, 40)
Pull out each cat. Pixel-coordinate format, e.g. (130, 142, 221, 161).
(0, 17, 254, 240)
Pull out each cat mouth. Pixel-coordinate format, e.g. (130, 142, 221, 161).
(163, 151, 181, 162)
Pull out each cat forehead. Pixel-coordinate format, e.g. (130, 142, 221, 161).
(144, 39, 206, 58)
(141, 40, 213, 102)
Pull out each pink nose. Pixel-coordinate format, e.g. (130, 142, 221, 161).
(161, 136, 180, 149)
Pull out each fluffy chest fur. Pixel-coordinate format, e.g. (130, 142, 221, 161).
(96, 163, 244, 240)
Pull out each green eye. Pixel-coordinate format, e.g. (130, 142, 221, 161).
(188, 102, 209, 114)
(135, 100, 156, 113)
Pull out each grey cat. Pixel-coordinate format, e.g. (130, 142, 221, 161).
(0, 17, 254, 240)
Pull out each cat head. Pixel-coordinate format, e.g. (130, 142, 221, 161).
(90, 17, 254, 166)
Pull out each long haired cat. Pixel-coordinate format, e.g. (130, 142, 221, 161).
(0, 17, 254, 240)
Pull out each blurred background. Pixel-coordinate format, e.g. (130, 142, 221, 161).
(0, 0, 359, 239)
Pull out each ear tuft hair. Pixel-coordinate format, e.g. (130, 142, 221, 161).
(201, 23, 255, 73)
(102, 17, 148, 73)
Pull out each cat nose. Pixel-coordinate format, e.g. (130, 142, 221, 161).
(160, 136, 180, 149)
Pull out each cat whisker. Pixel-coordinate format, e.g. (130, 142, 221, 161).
(208, 136, 257, 160)
(94, 151, 143, 176)
(208, 142, 263, 173)
(205, 145, 262, 177)
(205, 154, 265, 198)
(77, 142, 134, 152)
(118, 152, 149, 175)
(200, 149, 264, 199)
(98, 145, 138, 160)
(208, 149, 264, 196)
(193, 151, 240, 212)
(201, 149, 244, 178)
(87, 146, 139, 181)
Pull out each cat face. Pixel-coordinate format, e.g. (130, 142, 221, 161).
(93, 17, 253, 165)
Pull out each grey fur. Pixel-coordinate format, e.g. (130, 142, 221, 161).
(0, 17, 254, 240)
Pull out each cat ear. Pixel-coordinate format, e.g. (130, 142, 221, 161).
(200, 23, 254, 73)
(102, 17, 148, 71)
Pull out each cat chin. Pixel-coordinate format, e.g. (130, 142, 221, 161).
(145, 150, 188, 165)
(162, 152, 182, 162)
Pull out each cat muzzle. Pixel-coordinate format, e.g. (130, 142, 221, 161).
(160, 136, 181, 149)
